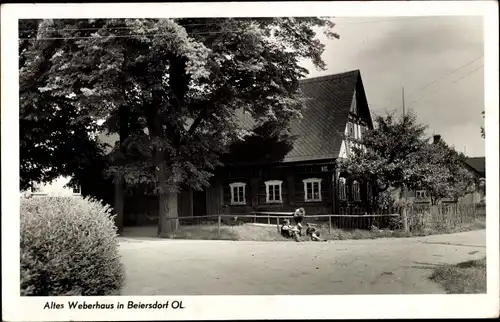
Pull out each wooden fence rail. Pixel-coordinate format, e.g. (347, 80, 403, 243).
(163, 203, 485, 237)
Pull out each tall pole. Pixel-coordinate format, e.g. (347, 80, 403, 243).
(401, 86, 408, 231)
(402, 87, 405, 117)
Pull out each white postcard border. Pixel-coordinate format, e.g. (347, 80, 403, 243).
(2, 1, 499, 320)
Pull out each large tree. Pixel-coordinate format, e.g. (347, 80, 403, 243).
(20, 18, 338, 235)
(20, 19, 108, 192)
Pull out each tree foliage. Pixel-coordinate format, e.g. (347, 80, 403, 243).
(338, 111, 428, 193)
(20, 18, 338, 234)
(222, 120, 297, 164)
(416, 140, 476, 204)
(19, 20, 108, 191)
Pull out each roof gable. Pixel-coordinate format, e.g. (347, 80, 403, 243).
(283, 70, 369, 162)
(464, 157, 485, 177)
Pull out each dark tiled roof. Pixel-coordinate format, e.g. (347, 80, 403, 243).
(283, 70, 360, 162)
(464, 157, 485, 177)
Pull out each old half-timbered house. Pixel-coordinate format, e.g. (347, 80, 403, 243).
(97, 70, 375, 226)
(199, 70, 376, 219)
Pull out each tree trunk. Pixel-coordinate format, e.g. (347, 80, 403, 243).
(156, 163, 180, 237)
(114, 104, 130, 235)
(113, 175, 124, 234)
(157, 190, 179, 237)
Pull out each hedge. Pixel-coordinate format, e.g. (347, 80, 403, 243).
(20, 196, 125, 296)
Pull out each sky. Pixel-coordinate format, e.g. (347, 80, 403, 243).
(300, 16, 485, 157)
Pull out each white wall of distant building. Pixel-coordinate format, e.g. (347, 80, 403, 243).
(22, 176, 81, 197)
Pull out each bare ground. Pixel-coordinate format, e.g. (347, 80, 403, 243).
(118, 229, 486, 295)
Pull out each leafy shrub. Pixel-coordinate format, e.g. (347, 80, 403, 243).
(376, 190, 396, 210)
(20, 196, 124, 296)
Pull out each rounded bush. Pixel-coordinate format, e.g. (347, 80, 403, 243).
(20, 196, 125, 296)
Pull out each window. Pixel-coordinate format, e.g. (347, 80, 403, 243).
(303, 178, 322, 202)
(30, 183, 41, 193)
(229, 182, 246, 205)
(416, 190, 428, 199)
(29, 182, 46, 195)
(265, 180, 283, 203)
(366, 182, 372, 201)
(352, 180, 361, 201)
(72, 185, 81, 195)
(347, 122, 355, 138)
(350, 95, 358, 114)
(338, 177, 347, 200)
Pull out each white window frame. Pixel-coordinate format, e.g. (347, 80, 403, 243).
(265, 180, 283, 204)
(72, 185, 81, 195)
(352, 180, 361, 201)
(303, 178, 322, 202)
(348, 122, 355, 138)
(229, 182, 247, 205)
(416, 190, 428, 199)
(338, 177, 347, 201)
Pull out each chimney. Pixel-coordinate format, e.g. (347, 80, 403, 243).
(433, 134, 441, 144)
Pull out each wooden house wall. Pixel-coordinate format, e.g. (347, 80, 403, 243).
(205, 179, 224, 216)
(124, 194, 158, 226)
(217, 164, 335, 215)
(120, 165, 380, 227)
(178, 189, 193, 217)
(123, 188, 195, 226)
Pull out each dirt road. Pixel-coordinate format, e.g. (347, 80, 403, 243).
(119, 230, 486, 295)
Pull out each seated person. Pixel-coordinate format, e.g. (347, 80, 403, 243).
(296, 222, 303, 236)
(280, 219, 293, 238)
(293, 207, 306, 225)
(281, 219, 301, 241)
(306, 223, 322, 241)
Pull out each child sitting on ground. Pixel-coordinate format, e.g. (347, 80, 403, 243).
(306, 223, 322, 242)
(280, 219, 301, 242)
(280, 219, 292, 238)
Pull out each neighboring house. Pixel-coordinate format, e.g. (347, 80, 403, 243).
(405, 135, 486, 205)
(461, 156, 486, 204)
(22, 176, 82, 197)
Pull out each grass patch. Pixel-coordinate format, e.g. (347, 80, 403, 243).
(429, 257, 486, 293)
(165, 225, 240, 241)
(161, 218, 485, 242)
(162, 224, 409, 241)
